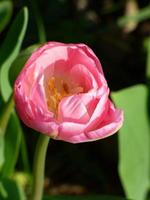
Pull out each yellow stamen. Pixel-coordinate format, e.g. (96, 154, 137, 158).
(46, 76, 83, 117)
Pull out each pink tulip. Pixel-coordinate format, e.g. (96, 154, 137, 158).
(14, 42, 123, 143)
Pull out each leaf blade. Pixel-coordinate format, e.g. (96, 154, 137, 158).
(0, 178, 26, 200)
(1, 112, 22, 177)
(0, 135, 4, 170)
(9, 44, 40, 87)
(0, 0, 13, 33)
(0, 7, 28, 101)
(112, 84, 150, 200)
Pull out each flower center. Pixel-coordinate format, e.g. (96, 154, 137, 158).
(46, 76, 83, 116)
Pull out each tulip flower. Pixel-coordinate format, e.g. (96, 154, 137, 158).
(14, 42, 123, 143)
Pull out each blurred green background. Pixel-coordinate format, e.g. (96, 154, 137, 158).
(0, 0, 150, 200)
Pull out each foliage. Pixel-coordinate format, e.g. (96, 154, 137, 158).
(0, 0, 150, 200)
(112, 85, 150, 200)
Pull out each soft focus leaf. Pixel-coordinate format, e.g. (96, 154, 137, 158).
(118, 6, 150, 27)
(13, 172, 31, 190)
(0, 178, 26, 200)
(0, 96, 14, 136)
(43, 195, 128, 200)
(112, 85, 150, 200)
(19, 131, 31, 173)
(0, 7, 28, 102)
(10, 44, 40, 86)
(0, 96, 14, 173)
(1, 112, 22, 177)
(0, 135, 4, 170)
(0, 181, 7, 198)
(123, 0, 139, 33)
(0, 97, 14, 172)
(0, 0, 13, 32)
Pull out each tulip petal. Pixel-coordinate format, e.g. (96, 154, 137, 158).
(63, 106, 123, 143)
(66, 46, 107, 88)
(76, 43, 104, 74)
(85, 107, 124, 141)
(69, 64, 98, 91)
(59, 93, 94, 123)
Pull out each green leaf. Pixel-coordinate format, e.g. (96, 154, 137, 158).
(43, 195, 128, 200)
(0, 7, 28, 102)
(118, 6, 150, 27)
(112, 84, 150, 200)
(0, 178, 26, 200)
(1, 112, 22, 177)
(0, 181, 7, 198)
(0, 135, 4, 170)
(9, 44, 40, 87)
(0, 97, 14, 172)
(0, 0, 13, 32)
(19, 131, 31, 173)
(0, 96, 14, 136)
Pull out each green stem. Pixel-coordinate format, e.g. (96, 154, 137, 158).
(31, 134, 50, 200)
